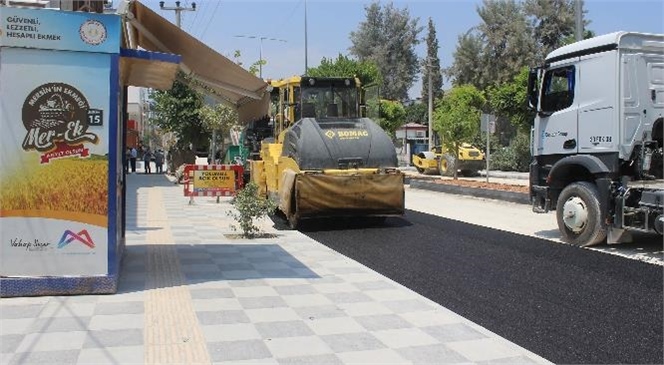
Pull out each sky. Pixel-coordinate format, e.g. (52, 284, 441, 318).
(141, 0, 664, 99)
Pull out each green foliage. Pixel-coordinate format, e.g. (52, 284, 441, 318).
(308, 54, 382, 87)
(447, 31, 485, 88)
(377, 99, 406, 137)
(524, 0, 576, 61)
(228, 182, 277, 238)
(350, 1, 423, 100)
(487, 66, 534, 134)
(475, 0, 537, 88)
(448, 0, 593, 87)
(149, 74, 207, 150)
(404, 102, 428, 126)
(489, 132, 532, 172)
(422, 18, 444, 102)
(433, 85, 486, 178)
(199, 103, 239, 157)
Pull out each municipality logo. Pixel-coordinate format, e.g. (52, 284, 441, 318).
(58, 229, 95, 249)
(325, 130, 336, 139)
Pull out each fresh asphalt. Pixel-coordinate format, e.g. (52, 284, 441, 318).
(297, 210, 664, 364)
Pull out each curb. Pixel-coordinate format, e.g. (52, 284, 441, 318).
(409, 179, 531, 205)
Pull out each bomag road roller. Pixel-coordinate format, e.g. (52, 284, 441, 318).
(412, 143, 485, 176)
(249, 76, 405, 228)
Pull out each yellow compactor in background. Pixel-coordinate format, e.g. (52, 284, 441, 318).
(412, 143, 485, 176)
(249, 76, 405, 228)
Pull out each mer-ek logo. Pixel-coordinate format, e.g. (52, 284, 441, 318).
(58, 229, 95, 249)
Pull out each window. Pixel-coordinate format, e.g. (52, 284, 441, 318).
(541, 66, 575, 113)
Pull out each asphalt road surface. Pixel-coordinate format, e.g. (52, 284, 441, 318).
(299, 211, 663, 364)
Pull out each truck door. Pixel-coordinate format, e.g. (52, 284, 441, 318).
(535, 63, 579, 155)
(577, 52, 619, 153)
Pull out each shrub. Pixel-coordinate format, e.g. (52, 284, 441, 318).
(228, 182, 277, 238)
(490, 133, 531, 172)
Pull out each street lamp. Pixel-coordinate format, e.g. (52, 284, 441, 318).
(234, 35, 287, 79)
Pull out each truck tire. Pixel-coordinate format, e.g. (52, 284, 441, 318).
(438, 154, 455, 177)
(555, 181, 607, 246)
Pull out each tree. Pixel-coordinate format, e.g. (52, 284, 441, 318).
(524, 0, 583, 61)
(307, 54, 382, 87)
(433, 85, 486, 179)
(404, 102, 428, 126)
(199, 102, 239, 158)
(447, 30, 485, 88)
(475, 0, 536, 87)
(349, 1, 423, 100)
(149, 73, 207, 151)
(422, 18, 443, 102)
(378, 99, 406, 138)
(486, 66, 534, 134)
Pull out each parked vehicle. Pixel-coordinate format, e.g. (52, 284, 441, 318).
(528, 31, 663, 246)
(412, 144, 485, 176)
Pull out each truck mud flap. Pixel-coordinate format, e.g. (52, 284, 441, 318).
(294, 173, 405, 218)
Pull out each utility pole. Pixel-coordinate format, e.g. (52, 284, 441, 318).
(234, 35, 287, 79)
(159, 1, 196, 29)
(304, 0, 308, 75)
(575, 0, 583, 41)
(159, 1, 195, 159)
(427, 59, 433, 149)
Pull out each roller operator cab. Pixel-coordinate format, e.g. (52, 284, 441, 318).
(528, 32, 664, 246)
(249, 76, 405, 228)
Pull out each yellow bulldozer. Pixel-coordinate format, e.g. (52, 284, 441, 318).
(412, 143, 485, 176)
(249, 76, 405, 228)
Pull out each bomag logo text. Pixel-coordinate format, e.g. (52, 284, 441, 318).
(336, 130, 369, 139)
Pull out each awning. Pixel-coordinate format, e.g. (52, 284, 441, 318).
(121, 0, 269, 116)
(119, 48, 180, 90)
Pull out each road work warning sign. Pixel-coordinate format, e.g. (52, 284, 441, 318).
(193, 170, 234, 193)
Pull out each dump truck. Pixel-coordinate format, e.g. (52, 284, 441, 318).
(412, 144, 485, 176)
(249, 76, 405, 228)
(528, 31, 663, 246)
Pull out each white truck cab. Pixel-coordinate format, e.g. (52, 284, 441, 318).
(528, 32, 663, 246)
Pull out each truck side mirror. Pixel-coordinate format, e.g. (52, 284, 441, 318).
(527, 68, 539, 111)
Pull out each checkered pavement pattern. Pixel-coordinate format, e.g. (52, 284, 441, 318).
(0, 174, 551, 365)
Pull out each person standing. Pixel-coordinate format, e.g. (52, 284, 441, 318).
(130, 147, 137, 173)
(124, 147, 131, 174)
(155, 150, 164, 174)
(143, 148, 152, 174)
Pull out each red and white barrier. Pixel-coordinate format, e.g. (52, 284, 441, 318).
(183, 164, 244, 201)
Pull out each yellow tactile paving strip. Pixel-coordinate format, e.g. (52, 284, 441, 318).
(144, 188, 211, 365)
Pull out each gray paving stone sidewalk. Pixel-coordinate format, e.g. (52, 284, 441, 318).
(1, 174, 552, 365)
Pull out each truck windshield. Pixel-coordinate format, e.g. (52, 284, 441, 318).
(541, 66, 575, 113)
(300, 85, 359, 119)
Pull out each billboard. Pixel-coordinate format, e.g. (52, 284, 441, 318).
(0, 45, 113, 276)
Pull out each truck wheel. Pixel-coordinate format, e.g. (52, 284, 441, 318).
(438, 155, 455, 177)
(556, 181, 607, 246)
(416, 166, 424, 174)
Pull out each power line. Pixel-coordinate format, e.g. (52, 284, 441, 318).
(274, 0, 304, 39)
(199, 0, 221, 41)
(187, 0, 203, 34)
